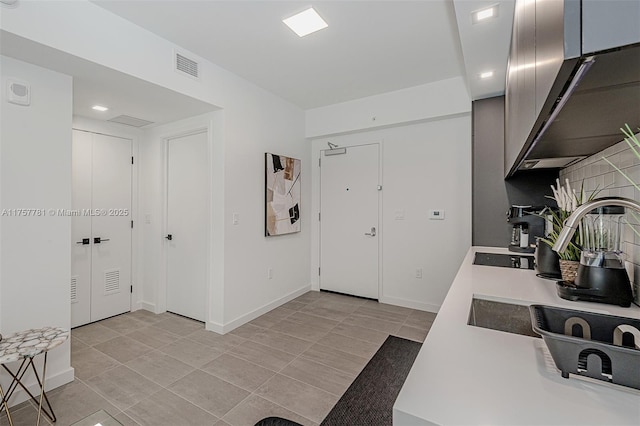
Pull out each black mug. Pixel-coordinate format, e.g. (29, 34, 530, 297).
(535, 238, 561, 279)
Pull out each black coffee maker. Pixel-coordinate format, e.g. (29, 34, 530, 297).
(507, 205, 545, 253)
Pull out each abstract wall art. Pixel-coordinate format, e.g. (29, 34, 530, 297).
(265, 153, 301, 236)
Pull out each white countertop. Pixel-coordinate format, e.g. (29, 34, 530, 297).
(393, 246, 640, 426)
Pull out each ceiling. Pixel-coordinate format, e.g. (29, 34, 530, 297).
(1, 0, 515, 125)
(92, 0, 480, 109)
(453, 0, 515, 100)
(0, 31, 218, 126)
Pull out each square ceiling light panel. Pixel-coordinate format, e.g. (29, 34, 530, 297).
(283, 7, 328, 37)
(472, 4, 499, 24)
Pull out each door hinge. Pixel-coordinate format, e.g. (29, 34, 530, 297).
(130, 285, 133, 293)
(318, 267, 321, 276)
(318, 158, 321, 167)
(131, 220, 134, 229)
(131, 156, 134, 165)
(318, 212, 320, 221)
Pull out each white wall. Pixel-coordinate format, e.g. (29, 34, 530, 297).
(0, 55, 74, 401)
(308, 80, 472, 312)
(140, 106, 309, 333)
(221, 94, 310, 329)
(305, 76, 471, 138)
(2, 1, 310, 334)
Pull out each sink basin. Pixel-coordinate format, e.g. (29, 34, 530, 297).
(468, 297, 539, 338)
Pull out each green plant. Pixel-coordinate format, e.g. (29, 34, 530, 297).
(603, 124, 640, 239)
(539, 179, 600, 261)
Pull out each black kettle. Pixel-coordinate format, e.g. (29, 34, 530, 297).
(535, 238, 561, 279)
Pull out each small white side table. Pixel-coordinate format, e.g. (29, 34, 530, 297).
(0, 327, 69, 426)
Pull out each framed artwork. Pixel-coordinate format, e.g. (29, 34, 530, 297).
(265, 153, 301, 236)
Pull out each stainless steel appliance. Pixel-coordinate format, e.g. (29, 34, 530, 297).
(507, 206, 545, 254)
(473, 252, 534, 270)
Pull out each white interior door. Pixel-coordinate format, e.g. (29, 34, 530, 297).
(71, 130, 92, 327)
(90, 133, 132, 322)
(71, 130, 132, 327)
(166, 131, 208, 322)
(320, 143, 380, 299)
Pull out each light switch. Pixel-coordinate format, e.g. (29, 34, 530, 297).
(144, 214, 152, 224)
(232, 213, 240, 225)
(429, 210, 445, 220)
(394, 210, 405, 220)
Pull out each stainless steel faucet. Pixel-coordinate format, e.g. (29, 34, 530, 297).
(552, 197, 640, 253)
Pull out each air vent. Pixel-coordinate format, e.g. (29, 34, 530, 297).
(175, 52, 199, 79)
(104, 269, 120, 295)
(108, 115, 154, 128)
(71, 275, 78, 303)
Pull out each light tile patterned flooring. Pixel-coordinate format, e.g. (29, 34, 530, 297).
(1, 291, 436, 426)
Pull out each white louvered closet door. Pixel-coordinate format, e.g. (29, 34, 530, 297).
(71, 130, 132, 327)
(71, 130, 93, 327)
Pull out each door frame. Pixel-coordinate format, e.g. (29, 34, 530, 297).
(159, 125, 212, 325)
(71, 124, 138, 319)
(315, 140, 384, 299)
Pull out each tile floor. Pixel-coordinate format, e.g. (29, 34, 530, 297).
(1, 291, 436, 426)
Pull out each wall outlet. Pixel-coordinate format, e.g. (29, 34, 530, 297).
(268, 267, 273, 279)
(232, 213, 240, 225)
(415, 268, 423, 279)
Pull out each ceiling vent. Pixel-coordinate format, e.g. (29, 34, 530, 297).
(175, 51, 199, 79)
(108, 114, 154, 128)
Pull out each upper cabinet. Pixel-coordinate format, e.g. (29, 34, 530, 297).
(504, 0, 640, 177)
(582, 0, 640, 54)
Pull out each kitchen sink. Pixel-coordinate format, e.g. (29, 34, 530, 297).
(468, 297, 539, 338)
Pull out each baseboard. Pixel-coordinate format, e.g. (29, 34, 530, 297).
(6, 367, 75, 408)
(139, 301, 156, 313)
(216, 284, 311, 334)
(379, 295, 440, 313)
(205, 320, 224, 334)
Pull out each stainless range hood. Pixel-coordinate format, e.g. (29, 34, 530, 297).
(519, 44, 640, 169)
(505, 0, 640, 177)
(511, 45, 640, 175)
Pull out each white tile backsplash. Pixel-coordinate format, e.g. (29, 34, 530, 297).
(560, 132, 640, 303)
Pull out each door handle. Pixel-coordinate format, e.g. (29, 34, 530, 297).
(94, 237, 110, 244)
(364, 227, 376, 237)
(76, 238, 90, 245)
(165, 234, 173, 241)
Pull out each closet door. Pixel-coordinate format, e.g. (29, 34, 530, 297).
(71, 130, 92, 328)
(71, 130, 132, 327)
(90, 133, 132, 322)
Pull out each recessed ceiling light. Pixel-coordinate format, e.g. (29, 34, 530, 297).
(472, 4, 499, 24)
(480, 71, 494, 79)
(92, 105, 109, 112)
(283, 7, 328, 37)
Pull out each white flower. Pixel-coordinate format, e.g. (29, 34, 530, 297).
(550, 179, 578, 212)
